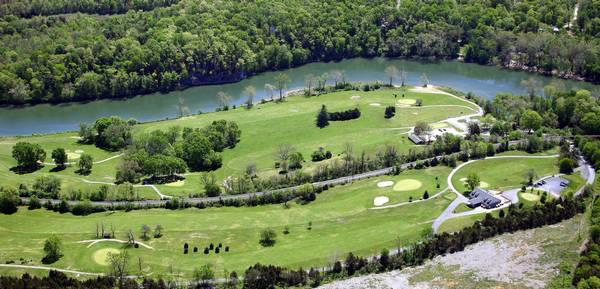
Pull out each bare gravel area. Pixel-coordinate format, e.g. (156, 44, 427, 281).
(319, 215, 583, 289)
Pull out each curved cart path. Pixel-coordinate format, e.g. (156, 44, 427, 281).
(432, 153, 597, 232)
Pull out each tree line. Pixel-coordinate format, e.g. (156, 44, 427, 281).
(1, 0, 598, 105)
(0, 0, 181, 18)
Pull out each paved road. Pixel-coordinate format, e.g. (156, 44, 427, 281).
(0, 264, 102, 276)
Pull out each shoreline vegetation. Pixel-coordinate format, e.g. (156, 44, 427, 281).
(1, 0, 600, 106)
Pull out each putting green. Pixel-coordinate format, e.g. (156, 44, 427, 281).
(393, 179, 422, 191)
(92, 248, 121, 266)
(521, 192, 540, 202)
(165, 180, 185, 187)
(397, 99, 416, 105)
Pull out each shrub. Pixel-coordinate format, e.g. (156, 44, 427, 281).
(259, 229, 277, 247)
(559, 158, 575, 174)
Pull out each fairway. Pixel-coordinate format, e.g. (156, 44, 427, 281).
(521, 192, 540, 202)
(452, 156, 558, 192)
(0, 170, 456, 278)
(0, 87, 477, 198)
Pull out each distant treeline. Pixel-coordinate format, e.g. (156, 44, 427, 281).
(1, 0, 599, 105)
(0, 0, 180, 17)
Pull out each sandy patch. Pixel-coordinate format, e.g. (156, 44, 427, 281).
(412, 112, 418, 115)
(67, 151, 82, 160)
(373, 196, 389, 206)
(351, 95, 361, 100)
(521, 192, 540, 202)
(370, 103, 381, 106)
(189, 232, 209, 238)
(393, 179, 422, 191)
(409, 85, 449, 95)
(397, 99, 416, 105)
(165, 180, 185, 187)
(69, 136, 82, 140)
(377, 181, 394, 188)
(93, 248, 120, 266)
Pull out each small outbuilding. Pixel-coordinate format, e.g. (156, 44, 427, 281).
(468, 188, 501, 209)
(408, 133, 425, 144)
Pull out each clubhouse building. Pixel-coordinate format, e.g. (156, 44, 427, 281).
(467, 188, 501, 209)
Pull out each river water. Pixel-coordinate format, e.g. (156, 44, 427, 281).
(1, 58, 597, 136)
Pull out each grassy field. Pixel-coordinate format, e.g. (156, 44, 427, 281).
(0, 166, 456, 278)
(0, 87, 477, 199)
(451, 157, 559, 193)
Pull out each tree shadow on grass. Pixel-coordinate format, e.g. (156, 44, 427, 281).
(75, 169, 91, 176)
(49, 166, 66, 173)
(9, 165, 43, 175)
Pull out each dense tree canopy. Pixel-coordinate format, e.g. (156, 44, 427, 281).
(0, 0, 597, 105)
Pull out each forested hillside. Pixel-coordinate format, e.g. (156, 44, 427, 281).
(0, 0, 598, 105)
(0, 0, 181, 17)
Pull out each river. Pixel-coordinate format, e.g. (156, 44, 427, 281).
(1, 58, 598, 136)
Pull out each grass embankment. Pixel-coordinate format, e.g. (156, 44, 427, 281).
(0, 87, 477, 198)
(0, 166, 455, 278)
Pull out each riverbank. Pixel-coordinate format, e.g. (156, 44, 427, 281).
(1, 58, 598, 136)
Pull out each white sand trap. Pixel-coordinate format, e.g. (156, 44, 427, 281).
(393, 179, 422, 191)
(351, 95, 361, 100)
(377, 181, 394, 188)
(521, 192, 540, 202)
(397, 99, 416, 105)
(69, 136, 82, 140)
(165, 180, 185, 187)
(373, 196, 389, 206)
(369, 103, 381, 106)
(93, 248, 120, 266)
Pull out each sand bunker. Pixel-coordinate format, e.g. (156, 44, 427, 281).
(165, 180, 185, 187)
(369, 103, 381, 106)
(93, 248, 120, 266)
(393, 179, 422, 191)
(521, 192, 540, 202)
(69, 136, 82, 140)
(351, 95, 361, 100)
(373, 196, 389, 206)
(397, 99, 416, 105)
(377, 181, 394, 188)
